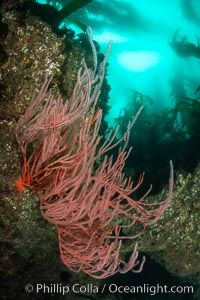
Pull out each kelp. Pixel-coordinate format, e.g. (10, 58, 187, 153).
(18, 0, 92, 32)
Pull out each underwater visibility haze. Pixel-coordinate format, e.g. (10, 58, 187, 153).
(50, 0, 200, 122)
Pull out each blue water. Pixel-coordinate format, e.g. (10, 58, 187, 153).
(37, 0, 200, 127)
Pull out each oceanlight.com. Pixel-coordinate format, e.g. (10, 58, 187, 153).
(24, 283, 194, 296)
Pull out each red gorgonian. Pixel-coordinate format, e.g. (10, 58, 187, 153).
(15, 27, 173, 279)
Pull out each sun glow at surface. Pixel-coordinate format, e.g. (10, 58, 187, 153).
(117, 51, 162, 72)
